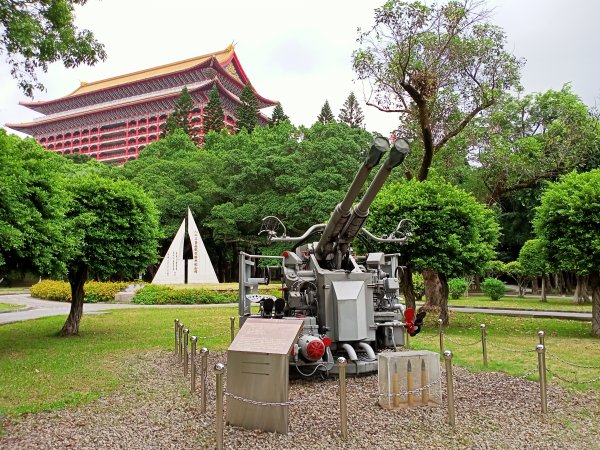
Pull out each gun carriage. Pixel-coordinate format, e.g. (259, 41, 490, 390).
(238, 136, 424, 376)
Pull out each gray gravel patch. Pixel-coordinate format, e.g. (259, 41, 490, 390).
(1, 350, 598, 449)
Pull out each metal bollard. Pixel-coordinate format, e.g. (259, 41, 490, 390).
(190, 336, 197, 393)
(537, 344, 548, 413)
(538, 330, 545, 347)
(214, 363, 226, 450)
(183, 328, 189, 376)
(444, 350, 455, 426)
(174, 319, 180, 355)
(230, 316, 236, 343)
(480, 323, 488, 368)
(200, 347, 209, 413)
(438, 318, 444, 358)
(178, 323, 184, 363)
(337, 357, 348, 440)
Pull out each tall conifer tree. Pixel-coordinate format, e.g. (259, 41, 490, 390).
(271, 103, 289, 125)
(338, 92, 364, 128)
(204, 85, 225, 134)
(317, 100, 335, 123)
(236, 83, 259, 133)
(162, 87, 199, 142)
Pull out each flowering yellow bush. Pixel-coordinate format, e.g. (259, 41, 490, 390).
(31, 280, 129, 303)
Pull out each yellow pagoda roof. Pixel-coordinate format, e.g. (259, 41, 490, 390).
(66, 44, 236, 98)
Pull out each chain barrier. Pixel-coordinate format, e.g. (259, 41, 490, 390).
(223, 390, 325, 406)
(366, 375, 444, 398)
(546, 351, 600, 370)
(443, 335, 481, 347)
(546, 367, 600, 385)
(486, 341, 536, 354)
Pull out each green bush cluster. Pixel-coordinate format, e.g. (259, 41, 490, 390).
(448, 278, 468, 299)
(31, 280, 129, 303)
(481, 278, 506, 301)
(133, 285, 282, 305)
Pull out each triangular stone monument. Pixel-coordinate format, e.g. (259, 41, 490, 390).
(152, 209, 219, 284)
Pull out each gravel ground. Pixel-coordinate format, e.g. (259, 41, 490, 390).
(1, 350, 599, 450)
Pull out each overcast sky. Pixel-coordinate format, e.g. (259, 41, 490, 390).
(1, 0, 599, 138)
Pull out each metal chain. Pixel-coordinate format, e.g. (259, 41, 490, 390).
(193, 330, 229, 340)
(546, 351, 600, 369)
(487, 341, 536, 353)
(546, 367, 600, 385)
(224, 391, 316, 406)
(443, 335, 481, 347)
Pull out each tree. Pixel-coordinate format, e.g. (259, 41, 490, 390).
(369, 176, 499, 324)
(353, 0, 522, 182)
(503, 261, 527, 297)
(0, 130, 71, 278)
(162, 87, 199, 143)
(204, 85, 225, 134)
(60, 175, 160, 335)
(317, 100, 335, 124)
(533, 170, 600, 336)
(518, 239, 549, 302)
(1, 0, 106, 97)
(236, 83, 259, 133)
(338, 92, 364, 128)
(271, 103, 289, 125)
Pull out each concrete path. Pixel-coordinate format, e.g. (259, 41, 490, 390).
(0, 294, 237, 325)
(0, 294, 592, 325)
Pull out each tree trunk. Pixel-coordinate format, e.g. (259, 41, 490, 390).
(540, 275, 547, 302)
(400, 266, 416, 310)
(60, 265, 88, 336)
(422, 269, 449, 325)
(474, 274, 481, 292)
(532, 277, 539, 295)
(590, 272, 600, 337)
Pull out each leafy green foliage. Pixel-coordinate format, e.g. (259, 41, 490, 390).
(412, 271, 424, 299)
(534, 170, 600, 275)
(369, 177, 499, 277)
(317, 100, 335, 123)
(518, 239, 549, 277)
(481, 277, 506, 301)
(236, 83, 259, 133)
(338, 92, 364, 128)
(204, 85, 225, 133)
(448, 278, 468, 299)
(132, 285, 237, 305)
(353, 0, 522, 181)
(271, 103, 289, 125)
(484, 260, 506, 278)
(0, 130, 71, 277)
(1, 0, 106, 97)
(31, 280, 129, 303)
(162, 87, 198, 143)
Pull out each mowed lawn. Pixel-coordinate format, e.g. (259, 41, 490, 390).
(447, 295, 592, 312)
(0, 306, 599, 417)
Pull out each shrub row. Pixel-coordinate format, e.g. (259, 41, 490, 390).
(31, 280, 129, 303)
(132, 285, 282, 305)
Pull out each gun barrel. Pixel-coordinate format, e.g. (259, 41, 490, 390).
(315, 137, 389, 261)
(339, 139, 410, 243)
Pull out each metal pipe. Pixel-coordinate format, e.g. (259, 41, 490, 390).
(480, 323, 488, 367)
(178, 323, 184, 363)
(200, 347, 208, 413)
(358, 342, 376, 361)
(538, 330, 545, 347)
(438, 319, 444, 359)
(174, 319, 179, 355)
(230, 317, 236, 343)
(183, 328, 189, 376)
(341, 343, 358, 361)
(214, 363, 226, 450)
(444, 350, 455, 426)
(190, 336, 197, 393)
(269, 224, 326, 242)
(337, 357, 348, 440)
(537, 344, 548, 413)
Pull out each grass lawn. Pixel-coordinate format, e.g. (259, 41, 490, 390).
(447, 295, 592, 312)
(0, 287, 30, 294)
(0, 303, 24, 312)
(0, 307, 598, 418)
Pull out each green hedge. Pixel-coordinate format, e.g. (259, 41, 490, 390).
(31, 280, 129, 303)
(132, 285, 282, 305)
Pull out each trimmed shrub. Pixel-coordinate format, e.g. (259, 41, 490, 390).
(31, 280, 129, 303)
(481, 278, 506, 301)
(448, 278, 468, 299)
(133, 285, 282, 305)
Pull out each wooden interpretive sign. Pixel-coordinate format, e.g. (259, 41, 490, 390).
(226, 318, 304, 434)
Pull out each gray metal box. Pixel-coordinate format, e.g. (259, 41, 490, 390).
(332, 280, 368, 341)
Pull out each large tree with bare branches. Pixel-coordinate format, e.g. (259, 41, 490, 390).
(352, 0, 523, 182)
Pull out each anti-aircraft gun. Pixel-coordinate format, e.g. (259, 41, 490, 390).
(238, 136, 425, 376)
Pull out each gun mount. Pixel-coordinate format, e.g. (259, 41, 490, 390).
(239, 136, 424, 376)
